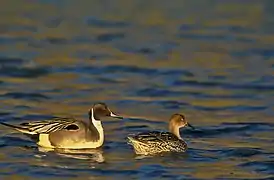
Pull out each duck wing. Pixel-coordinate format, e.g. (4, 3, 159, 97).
(133, 131, 179, 143)
(0, 117, 80, 135)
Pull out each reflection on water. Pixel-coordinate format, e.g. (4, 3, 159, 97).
(38, 147, 105, 163)
(0, 0, 274, 179)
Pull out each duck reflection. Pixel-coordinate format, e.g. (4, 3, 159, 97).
(37, 146, 105, 163)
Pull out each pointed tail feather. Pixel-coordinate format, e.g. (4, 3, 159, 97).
(0, 122, 36, 134)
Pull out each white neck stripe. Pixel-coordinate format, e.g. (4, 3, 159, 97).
(91, 108, 104, 143)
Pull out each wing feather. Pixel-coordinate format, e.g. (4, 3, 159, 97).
(19, 117, 79, 134)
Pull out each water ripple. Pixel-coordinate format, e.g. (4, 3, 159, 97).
(189, 122, 274, 138)
(193, 105, 267, 112)
(1, 92, 49, 101)
(0, 66, 50, 78)
(96, 33, 125, 43)
(85, 17, 130, 28)
(1, 1, 273, 179)
(174, 80, 274, 92)
(222, 147, 264, 157)
(240, 161, 274, 175)
(135, 88, 183, 97)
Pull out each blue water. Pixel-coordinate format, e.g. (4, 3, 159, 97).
(0, 0, 274, 179)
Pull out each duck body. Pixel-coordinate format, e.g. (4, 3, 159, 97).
(0, 116, 104, 149)
(128, 131, 187, 155)
(0, 103, 122, 149)
(127, 113, 193, 155)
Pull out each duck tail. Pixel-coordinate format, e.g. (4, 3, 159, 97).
(0, 122, 34, 134)
(127, 136, 135, 145)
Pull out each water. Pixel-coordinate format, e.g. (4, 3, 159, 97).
(0, 0, 274, 179)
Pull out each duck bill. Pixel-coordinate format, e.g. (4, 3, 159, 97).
(110, 112, 123, 119)
(187, 123, 195, 130)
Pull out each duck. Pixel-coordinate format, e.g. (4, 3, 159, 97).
(0, 102, 123, 149)
(127, 113, 194, 155)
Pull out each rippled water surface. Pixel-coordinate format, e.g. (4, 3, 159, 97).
(1, 0, 274, 179)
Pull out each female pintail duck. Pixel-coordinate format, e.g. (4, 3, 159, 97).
(0, 102, 123, 149)
(127, 113, 194, 155)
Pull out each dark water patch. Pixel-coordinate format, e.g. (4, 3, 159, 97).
(208, 75, 227, 80)
(104, 140, 129, 152)
(179, 33, 233, 42)
(161, 69, 194, 77)
(70, 36, 95, 44)
(89, 168, 139, 177)
(192, 105, 267, 112)
(135, 88, 184, 97)
(116, 99, 190, 110)
(44, 17, 63, 28)
(229, 105, 267, 112)
(97, 77, 122, 84)
(187, 148, 219, 162)
(158, 100, 189, 110)
(232, 48, 274, 59)
(240, 160, 274, 175)
(192, 105, 231, 112)
(27, 39, 45, 48)
(2, 24, 37, 33)
(45, 37, 68, 45)
(102, 65, 158, 75)
(174, 79, 224, 88)
(256, 75, 274, 84)
(126, 117, 165, 125)
(136, 47, 155, 54)
(0, 57, 26, 66)
(103, 65, 193, 77)
(86, 17, 129, 28)
(1, 92, 49, 101)
(15, 165, 78, 178)
(96, 32, 125, 43)
(14, 105, 31, 110)
(28, 37, 68, 47)
(225, 25, 256, 34)
(179, 24, 256, 34)
(188, 124, 251, 138)
(0, 36, 29, 45)
(56, 64, 194, 79)
(120, 125, 149, 130)
(221, 147, 263, 158)
(0, 66, 50, 78)
(174, 80, 274, 92)
(221, 122, 274, 131)
(116, 125, 150, 134)
(250, 48, 274, 59)
(179, 24, 199, 31)
(18, 114, 55, 122)
(192, 93, 256, 100)
(0, 136, 34, 148)
(225, 84, 274, 92)
(138, 164, 170, 178)
(74, 50, 112, 60)
(179, 32, 254, 43)
(190, 122, 274, 138)
(254, 177, 274, 180)
(118, 41, 178, 59)
(0, 112, 11, 116)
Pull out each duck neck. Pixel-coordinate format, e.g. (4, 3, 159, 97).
(169, 124, 182, 139)
(90, 109, 104, 141)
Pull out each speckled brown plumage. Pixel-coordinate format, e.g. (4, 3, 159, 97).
(127, 113, 193, 155)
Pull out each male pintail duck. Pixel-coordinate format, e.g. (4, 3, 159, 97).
(0, 103, 123, 149)
(127, 113, 194, 155)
